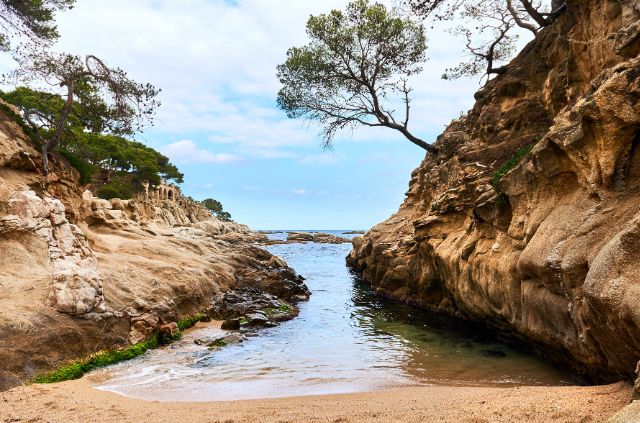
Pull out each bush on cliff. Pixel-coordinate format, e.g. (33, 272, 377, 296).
(97, 177, 136, 200)
(201, 198, 233, 221)
(1, 87, 183, 190)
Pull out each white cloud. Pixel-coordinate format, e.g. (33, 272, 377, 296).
(30, 0, 535, 157)
(292, 189, 309, 195)
(159, 140, 245, 164)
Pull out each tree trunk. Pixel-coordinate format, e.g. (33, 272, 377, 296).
(391, 123, 439, 155)
(519, 0, 549, 28)
(41, 143, 50, 176)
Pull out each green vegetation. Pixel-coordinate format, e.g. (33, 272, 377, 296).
(0, 0, 74, 52)
(201, 198, 232, 221)
(160, 313, 205, 343)
(492, 142, 537, 206)
(58, 150, 97, 185)
(2, 87, 181, 190)
(239, 317, 248, 324)
(177, 313, 204, 332)
(34, 312, 210, 383)
(97, 177, 136, 200)
(263, 303, 293, 316)
(5, 48, 160, 178)
(34, 334, 159, 384)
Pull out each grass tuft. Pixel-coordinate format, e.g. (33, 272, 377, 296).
(491, 141, 538, 206)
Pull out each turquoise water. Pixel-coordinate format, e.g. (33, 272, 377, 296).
(87, 231, 574, 402)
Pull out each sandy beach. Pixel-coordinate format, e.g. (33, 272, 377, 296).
(0, 379, 631, 422)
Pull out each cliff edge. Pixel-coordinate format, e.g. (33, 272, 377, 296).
(348, 0, 640, 385)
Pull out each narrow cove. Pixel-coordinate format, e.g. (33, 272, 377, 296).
(80, 231, 573, 402)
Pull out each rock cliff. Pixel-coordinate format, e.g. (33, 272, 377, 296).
(347, 0, 640, 385)
(0, 109, 303, 390)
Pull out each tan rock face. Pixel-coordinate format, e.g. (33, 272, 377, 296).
(0, 109, 301, 391)
(348, 0, 640, 384)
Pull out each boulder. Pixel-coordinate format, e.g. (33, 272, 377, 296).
(221, 318, 240, 330)
(245, 312, 269, 325)
(128, 313, 159, 345)
(160, 322, 179, 339)
(198, 333, 242, 346)
(266, 255, 287, 269)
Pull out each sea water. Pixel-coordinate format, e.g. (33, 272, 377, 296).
(86, 230, 574, 402)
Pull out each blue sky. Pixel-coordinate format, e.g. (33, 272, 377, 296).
(2, 0, 534, 229)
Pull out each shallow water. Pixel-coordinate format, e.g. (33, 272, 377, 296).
(87, 230, 575, 402)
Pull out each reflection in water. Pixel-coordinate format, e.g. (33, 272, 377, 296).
(87, 231, 574, 402)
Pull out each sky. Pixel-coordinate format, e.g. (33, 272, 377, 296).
(2, 0, 534, 230)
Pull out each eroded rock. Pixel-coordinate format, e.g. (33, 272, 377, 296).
(347, 1, 640, 385)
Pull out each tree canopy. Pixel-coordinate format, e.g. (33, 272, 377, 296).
(2, 87, 182, 187)
(277, 0, 437, 154)
(5, 51, 160, 176)
(0, 0, 74, 52)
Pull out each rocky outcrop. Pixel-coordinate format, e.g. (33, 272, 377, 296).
(313, 232, 351, 244)
(0, 107, 304, 390)
(287, 231, 314, 241)
(348, 0, 640, 385)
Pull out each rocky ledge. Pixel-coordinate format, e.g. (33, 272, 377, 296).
(0, 107, 306, 390)
(348, 0, 640, 388)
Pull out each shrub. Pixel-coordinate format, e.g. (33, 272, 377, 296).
(59, 150, 97, 185)
(97, 178, 136, 200)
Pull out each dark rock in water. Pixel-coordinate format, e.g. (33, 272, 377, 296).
(263, 321, 279, 328)
(209, 288, 301, 321)
(343, 230, 365, 234)
(221, 318, 240, 330)
(199, 314, 212, 322)
(480, 350, 507, 358)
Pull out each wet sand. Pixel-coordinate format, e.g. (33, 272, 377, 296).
(0, 379, 631, 422)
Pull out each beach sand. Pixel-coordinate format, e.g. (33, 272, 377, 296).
(0, 378, 631, 422)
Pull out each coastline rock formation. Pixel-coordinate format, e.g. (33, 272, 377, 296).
(0, 111, 306, 390)
(282, 231, 351, 244)
(348, 0, 640, 385)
